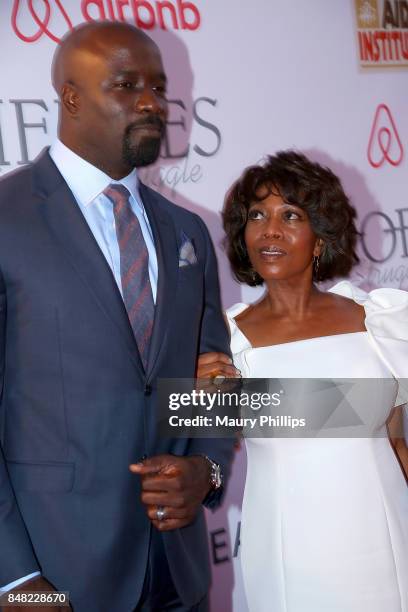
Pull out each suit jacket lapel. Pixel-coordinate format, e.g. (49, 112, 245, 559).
(139, 183, 178, 381)
(33, 150, 144, 374)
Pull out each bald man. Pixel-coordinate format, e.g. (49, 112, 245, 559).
(0, 22, 235, 612)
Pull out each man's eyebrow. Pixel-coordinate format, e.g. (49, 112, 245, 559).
(112, 69, 167, 82)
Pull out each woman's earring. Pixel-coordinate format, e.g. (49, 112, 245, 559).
(313, 255, 320, 278)
(250, 269, 258, 282)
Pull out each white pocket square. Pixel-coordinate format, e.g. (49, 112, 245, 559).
(179, 231, 198, 267)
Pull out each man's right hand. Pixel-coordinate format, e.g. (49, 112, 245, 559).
(1, 576, 71, 612)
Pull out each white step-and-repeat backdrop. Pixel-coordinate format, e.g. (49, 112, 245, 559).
(1, 1, 407, 610)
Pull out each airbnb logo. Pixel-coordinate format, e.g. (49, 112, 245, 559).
(12, 0, 201, 44)
(367, 104, 404, 168)
(11, 0, 73, 43)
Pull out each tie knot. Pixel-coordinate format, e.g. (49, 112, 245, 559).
(103, 183, 130, 210)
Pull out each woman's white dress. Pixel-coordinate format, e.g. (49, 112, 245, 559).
(227, 281, 408, 612)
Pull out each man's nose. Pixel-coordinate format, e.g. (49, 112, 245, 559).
(135, 87, 167, 116)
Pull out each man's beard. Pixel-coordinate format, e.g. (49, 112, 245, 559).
(122, 117, 164, 168)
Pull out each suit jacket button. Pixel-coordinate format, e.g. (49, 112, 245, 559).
(144, 384, 152, 396)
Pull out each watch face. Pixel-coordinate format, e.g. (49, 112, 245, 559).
(204, 455, 222, 489)
(211, 463, 222, 489)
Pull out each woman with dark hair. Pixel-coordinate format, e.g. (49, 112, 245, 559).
(198, 150, 408, 611)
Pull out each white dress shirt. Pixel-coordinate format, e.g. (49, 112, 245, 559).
(50, 139, 158, 301)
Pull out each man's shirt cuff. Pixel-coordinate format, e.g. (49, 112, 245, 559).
(0, 572, 41, 593)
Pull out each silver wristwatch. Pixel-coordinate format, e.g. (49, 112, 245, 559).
(203, 455, 222, 490)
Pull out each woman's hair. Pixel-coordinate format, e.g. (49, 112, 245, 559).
(222, 150, 360, 285)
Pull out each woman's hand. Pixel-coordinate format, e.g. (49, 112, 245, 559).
(196, 352, 240, 381)
(196, 353, 243, 443)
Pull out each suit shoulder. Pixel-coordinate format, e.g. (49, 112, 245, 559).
(0, 163, 34, 193)
(0, 164, 37, 219)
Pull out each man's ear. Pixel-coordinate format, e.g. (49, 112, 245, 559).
(61, 83, 80, 116)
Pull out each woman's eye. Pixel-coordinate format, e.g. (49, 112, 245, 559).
(284, 210, 302, 220)
(117, 81, 134, 89)
(247, 209, 264, 220)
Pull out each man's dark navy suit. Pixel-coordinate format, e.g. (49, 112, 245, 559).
(0, 149, 233, 611)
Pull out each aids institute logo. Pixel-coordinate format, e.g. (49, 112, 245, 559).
(11, 0, 201, 44)
(354, 0, 408, 67)
(367, 104, 404, 167)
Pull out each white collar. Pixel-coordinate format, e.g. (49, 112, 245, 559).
(49, 139, 142, 208)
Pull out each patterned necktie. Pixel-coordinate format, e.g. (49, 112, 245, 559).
(103, 184, 154, 369)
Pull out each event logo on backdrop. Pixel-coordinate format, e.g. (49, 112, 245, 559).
(209, 523, 241, 565)
(367, 103, 404, 167)
(0, 96, 221, 195)
(353, 102, 408, 289)
(357, 206, 408, 288)
(11, 0, 201, 43)
(138, 96, 221, 193)
(354, 0, 408, 67)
